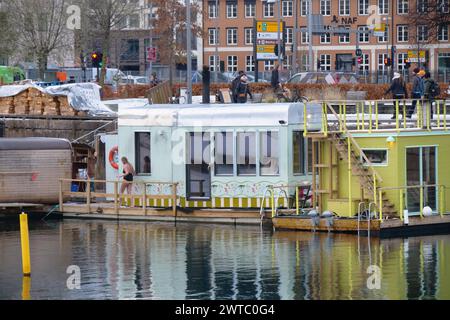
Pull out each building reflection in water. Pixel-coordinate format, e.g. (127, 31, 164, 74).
(0, 220, 449, 300)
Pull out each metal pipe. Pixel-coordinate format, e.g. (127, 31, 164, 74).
(186, 0, 193, 104)
(277, 0, 282, 68)
(348, 136, 352, 217)
(307, 0, 313, 71)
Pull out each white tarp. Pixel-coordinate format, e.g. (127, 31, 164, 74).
(0, 83, 115, 116)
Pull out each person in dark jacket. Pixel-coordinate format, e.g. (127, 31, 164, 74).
(385, 72, 408, 119)
(230, 71, 245, 103)
(271, 64, 280, 91)
(423, 71, 436, 121)
(236, 75, 252, 103)
(409, 68, 424, 118)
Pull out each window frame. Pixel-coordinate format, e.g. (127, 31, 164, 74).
(134, 131, 152, 176)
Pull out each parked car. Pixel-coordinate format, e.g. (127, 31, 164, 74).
(120, 75, 149, 85)
(287, 72, 359, 84)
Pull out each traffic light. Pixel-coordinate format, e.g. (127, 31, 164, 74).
(91, 52, 103, 68)
(317, 59, 322, 70)
(405, 59, 411, 69)
(358, 56, 363, 65)
(352, 57, 356, 66)
(384, 57, 392, 67)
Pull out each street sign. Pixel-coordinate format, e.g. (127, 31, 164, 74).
(407, 50, 426, 63)
(255, 20, 284, 61)
(256, 45, 277, 60)
(373, 23, 386, 37)
(146, 47, 157, 63)
(257, 21, 283, 33)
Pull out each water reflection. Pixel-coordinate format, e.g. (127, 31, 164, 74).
(0, 220, 449, 300)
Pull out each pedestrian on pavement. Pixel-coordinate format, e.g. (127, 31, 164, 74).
(235, 75, 253, 103)
(409, 67, 425, 118)
(423, 71, 440, 124)
(385, 72, 408, 119)
(271, 64, 281, 92)
(231, 71, 245, 103)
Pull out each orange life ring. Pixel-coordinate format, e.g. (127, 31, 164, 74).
(109, 146, 119, 170)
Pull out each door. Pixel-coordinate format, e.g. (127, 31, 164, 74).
(336, 54, 353, 72)
(406, 146, 437, 214)
(186, 132, 211, 200)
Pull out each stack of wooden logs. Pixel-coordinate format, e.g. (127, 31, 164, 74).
(0, 87, 87, 116)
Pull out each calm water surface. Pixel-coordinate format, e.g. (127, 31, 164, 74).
(0, 219, 449, 300)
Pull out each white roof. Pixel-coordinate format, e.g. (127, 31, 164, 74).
(118, 103, 322, 127)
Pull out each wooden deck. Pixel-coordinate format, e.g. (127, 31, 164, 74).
(272, 214, 450, 238)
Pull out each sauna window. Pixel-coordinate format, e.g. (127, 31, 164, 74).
(215, 132, 234, 175)
(237, 132, 256, 176)
(293, 131, 305, 175)
(260, 131, 280, 176)
(135, 132, 151, 174)
(361, 149, 388, 166)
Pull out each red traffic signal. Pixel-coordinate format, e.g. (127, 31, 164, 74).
(384, 57, 392, 67)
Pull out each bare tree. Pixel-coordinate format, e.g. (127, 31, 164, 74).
(407, 0, 450, 67)
(83, 0, 138, 86)
(0, 9, 18, 64)
(6, 0, 71, 79)
(153, 0, 203, 86)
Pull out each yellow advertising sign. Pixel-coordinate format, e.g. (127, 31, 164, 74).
(408, 50, 426, 62)
(373, 23, 387, 32)
(257, 21, 283, 33)
(257, 45, 275, 53)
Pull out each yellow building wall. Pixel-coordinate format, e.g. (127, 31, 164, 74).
(318, 132, 450, 217)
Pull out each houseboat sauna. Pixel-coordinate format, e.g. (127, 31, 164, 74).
(116, 103, 322, 210)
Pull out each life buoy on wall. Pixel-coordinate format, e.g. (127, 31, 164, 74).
(109, 146, 119, 170)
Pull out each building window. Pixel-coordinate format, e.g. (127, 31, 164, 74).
(320, 33, 331, 44)
(378, 26, 388, 42)
(358, 0, 369, 15)
(245, 2, 256, 18)
(264, 60, 275, 70)
(226, 2, 237, 18)
(293, 131, 305, 175)
(438, 25, 449, 41)
(301, 29, 309, 44)
(264, 1, 274, 17)
(208, 2, 218, 18)
(283, 55, 292, 69)
(301, 55, 309, 71)
(227, 28, 237, 45)
(245, 28, 253, 45)
(227, 55, 238, 72)
(378, 53, 389, 72)
(417, 0, 428, 13)
(339, 28, 350, 43)
(397, 0, 409, 14)
(282, 0, 293, 17)
(209, 55, 219, 72)
(320, 0, 331, 16)
(418, 25, 429, 42)
(360, 53, 370, 72)
(301, 0, 310, 16)
(286, 27, 293, 44)
(397, 25, 409, 42)
(260, 131, 280, 176)
(358, 26, 369, 43)
(378, 0, 389, 15)
(237, 132, 256, 176)
(214, 132, 234, 176)
(135, 132, 151, 175)
(398, 53, 408, 71)
(361, 149, 388, 166)
(208, 28, 219, 45)
(339, 0, 350, 16)
(438, 0, 450, 13)
(320, 54, 331, 71)
(246, 55, 255, 72)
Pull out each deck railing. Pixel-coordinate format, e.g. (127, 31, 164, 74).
(304, 99, 449, 134)
(59, 179, 179, 216)
(377, 184, 446, 221)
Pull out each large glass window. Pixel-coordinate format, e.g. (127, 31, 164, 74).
(358, 0, 369, 15)
(339, 0, 350, 16)
(135, 132, 151, 175)
(293, 131, 305, 175)
(260, 131, 280, 176)
(361, 149, 388, 166)
(215, 132, 234, 176)
(237, 132, 256, 176)
(245, 2, 256, 18)
(282, 0, 293, 16)
(264, 1, 275, 17)
(226, 2, 237, 18)
(397, 0, 409, 14)
(320, 0, 331, 16)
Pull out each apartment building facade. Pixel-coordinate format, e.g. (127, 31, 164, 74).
(202, 0, 450, 80)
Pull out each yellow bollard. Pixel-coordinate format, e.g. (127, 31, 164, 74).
(20, 213, 31, 277)
(296, 187, 300, 216)
(375, 101, 379, 130)
(420, 186, 424, 219)
(399, 189, 404, 221)
(22, 276, 31, 300)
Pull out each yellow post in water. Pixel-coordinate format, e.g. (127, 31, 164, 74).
(348, 136, 352, 217)
(20, 213, 31, 277)
(22, 276, 31, 300)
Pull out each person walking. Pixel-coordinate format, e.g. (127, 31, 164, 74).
(409, 68, 425, 118)
(119, 157, 136, 198)
(235, 75, 253, 103)
(385, 72, 408, 119)
(230, 71, 245, 103)
(423, 71, 440, 126)
(271, 64, 281, 92)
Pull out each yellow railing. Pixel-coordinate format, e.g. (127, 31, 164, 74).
(263, 184, 312, 218)
(306, 99, 449, 134)
(377, 184, 446, 221)
(59, 179, 179, 216)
